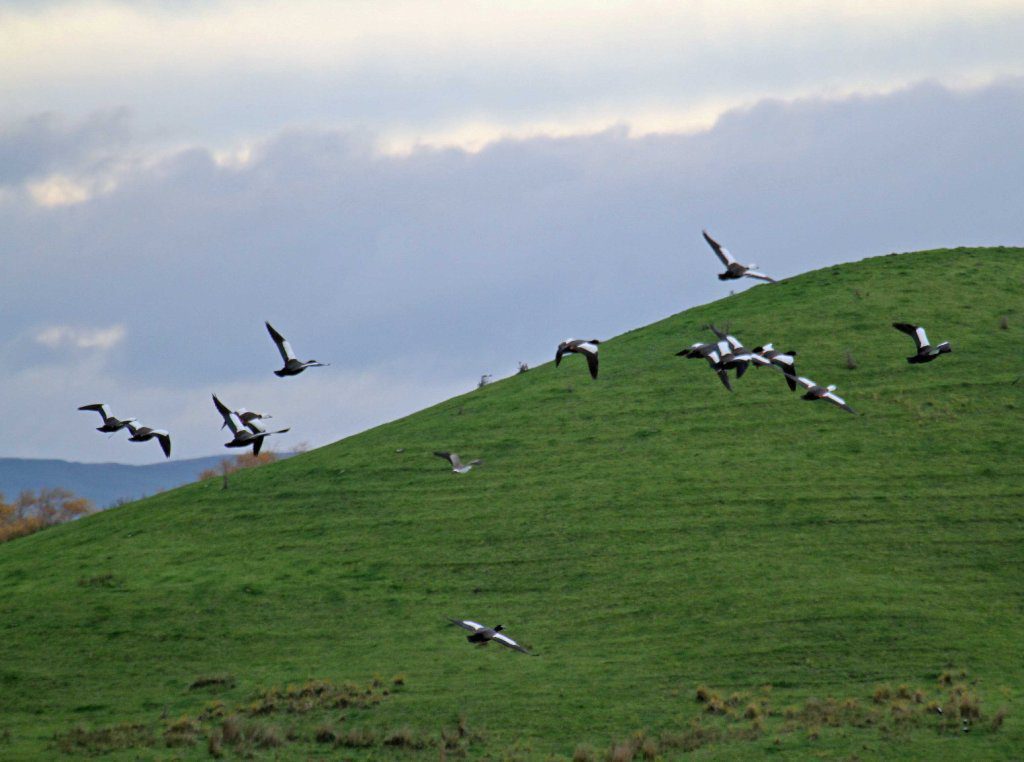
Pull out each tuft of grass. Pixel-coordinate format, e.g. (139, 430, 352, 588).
(252, 723, 283, 749)
(53, 723, 155, 754)
(220, 716, 242, 745)
(338, 727, 376, 748)
(77, 573, 121, 588)
(315, 724, 338, 744)
(163, 716, 200, 747)
(573, 743, 597, 762)
(844, 349, 859, 369)
(991, 707, 1007, 732)
(189, 674, 235, 691)
(383, 725, 418, 748)
(207, 728, 223, 758)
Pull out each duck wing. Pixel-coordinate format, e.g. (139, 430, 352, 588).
(493, 632, 532, 654)
(265, 321, 296, 363)
(213, 395, 241, 435)
(449, 618, 485, 632)
(78, 403, 110, 421)
(702, 230, 735, 267)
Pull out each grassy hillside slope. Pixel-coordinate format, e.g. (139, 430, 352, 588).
(1, 247, 1022, 759)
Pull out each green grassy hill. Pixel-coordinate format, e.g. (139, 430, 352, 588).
(1, 247, 1022, 760)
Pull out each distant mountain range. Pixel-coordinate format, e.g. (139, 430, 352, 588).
(0, 455, 230, 509)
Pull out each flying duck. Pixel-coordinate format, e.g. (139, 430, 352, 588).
(750, 344, 798, 390)
(213, 395, 290, 456)
(78, 403, 136, 433)
(434, 451, 483, 473)
(265, 321, 329, 377)
(555, 339, 600, 379)
(676, 338, 733, 391)
(892, 323, 952, 364)
(791, 376, 856, 414)
(230, 408, 271, 427)
(124, 422, 172, 458)
(448, 619, 532, 654)
(702, 229, 776, 283)
(708, 326, 758, 378)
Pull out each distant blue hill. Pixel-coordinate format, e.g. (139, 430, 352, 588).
(0, 456, 231, 509)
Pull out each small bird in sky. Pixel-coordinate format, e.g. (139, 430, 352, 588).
(78, 403, 137, 433)
(702, 229, 776, 283)
(448, 619, 533, 654)
(556, 339, 600, 379)
(213, 394, 290, 456)
(265, 321, 329, 377)
(125, 422, 172, 458)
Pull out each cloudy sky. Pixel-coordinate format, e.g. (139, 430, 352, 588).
(1, 1, 1022, 464)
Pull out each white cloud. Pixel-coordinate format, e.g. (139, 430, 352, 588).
(0, 1, 1021, 151)
(35, 324, 127, 351)
(26, 174, 94, 207)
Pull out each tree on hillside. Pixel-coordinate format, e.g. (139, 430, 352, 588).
(0, 488, 94, 543)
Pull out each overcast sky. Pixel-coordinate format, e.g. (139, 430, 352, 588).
(1, 1, 1022, 463)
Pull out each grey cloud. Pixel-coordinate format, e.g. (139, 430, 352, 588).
(0, 78, 1022, 460)
(0, 109, 131, 185)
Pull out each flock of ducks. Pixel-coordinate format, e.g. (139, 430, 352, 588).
(79, 323, 325, 459)
(74, 230, 953, 654)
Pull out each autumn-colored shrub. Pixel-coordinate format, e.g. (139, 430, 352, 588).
(0, 488, 93, 543)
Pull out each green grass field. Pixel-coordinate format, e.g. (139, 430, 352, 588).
(1, 247, 1022, 759)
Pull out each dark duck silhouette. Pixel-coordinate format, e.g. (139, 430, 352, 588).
(78, 403, 136, 433)
(893, 323, 951, 364)
(266, 321, 329, 377)
(555, 339, 600, 379)
(448, 619, 533, 654)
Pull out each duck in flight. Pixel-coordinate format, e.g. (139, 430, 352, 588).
(676, 338, 733, 391)
(791, 376, 856, 414)
(124, 422, 172, 458)
(556, 339, 600, 379)
(448, 619, 533, 654)
(708, 326, 758, 379)
(78, 403, 137, 433)
(265, 322, 329, 377)
(434, 451, 483, 473)
(893, 323, 951, 364)
(702, 229, 776, 283)
(213, 395, 289, 456)
(220, 407, 272, 429)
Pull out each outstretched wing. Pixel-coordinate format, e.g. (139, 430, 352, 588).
(493, 632, 532, 654)
(715, 368, 733, 391)
(555, 342, 567, 367)
(702, 230, 735, 267)
(213, 395, 241, 435)
(265, 321, 296, 363)
(78, 403, 110, 420)
(744, 271, 776, 283)
(581, 347, 599, 379)
(823, 391, 856, 414)
(434, 451, 454, 466)
(449, 618, 484, 632)
(893, 322, 928, 351)
(154, 432, 172, 458)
